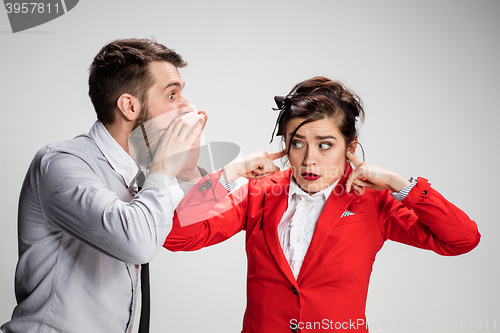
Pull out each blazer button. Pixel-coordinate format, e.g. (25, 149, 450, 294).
(422, 190, 427, 195)
(292, 287, 299, 295)
(199, 185, 206, 191)
(291, 327, 299, 333)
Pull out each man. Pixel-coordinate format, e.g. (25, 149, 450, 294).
(1, 38, 208, 333)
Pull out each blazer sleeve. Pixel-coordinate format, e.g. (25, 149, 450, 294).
(378, 177, 480, 255)
(164, 169, 249, 252)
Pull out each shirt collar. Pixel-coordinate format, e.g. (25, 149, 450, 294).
(88, 120, 139, 187)
(288, 176, 339, 204)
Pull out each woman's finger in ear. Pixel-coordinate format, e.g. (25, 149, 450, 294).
(346, 151, 363, 168)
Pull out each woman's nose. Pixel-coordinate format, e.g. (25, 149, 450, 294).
(302, 147, 317, 166)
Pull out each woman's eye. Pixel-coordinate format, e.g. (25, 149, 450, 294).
(319, 143, 331, 149)
(292, 141, 304, 148)
(168, 93, 175, 99)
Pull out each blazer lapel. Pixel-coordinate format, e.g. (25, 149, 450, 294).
(297, 163, 355, 283)
(262, 170, 299, 288)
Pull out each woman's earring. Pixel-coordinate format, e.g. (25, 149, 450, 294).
(354, 142, 365, 162)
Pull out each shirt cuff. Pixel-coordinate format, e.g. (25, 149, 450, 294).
(142, 172, 184, 207)
(218, 169, 237, 192)
(143, 172, 170, 190)
(390, 177, 418, 202)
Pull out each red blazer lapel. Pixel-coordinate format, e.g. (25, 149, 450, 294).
(262, 170, 299, 288)
(297, 163, 355, 283)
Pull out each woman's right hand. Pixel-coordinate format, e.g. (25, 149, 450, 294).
(222, 150, 285, 183)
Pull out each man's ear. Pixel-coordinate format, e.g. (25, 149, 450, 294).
(116, 93, 141, 122)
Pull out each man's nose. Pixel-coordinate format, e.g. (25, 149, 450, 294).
(178, 93, 190, 108)
(175, 95, 194, 116)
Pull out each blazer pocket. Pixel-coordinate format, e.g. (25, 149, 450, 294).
(335, 212, 366, 226)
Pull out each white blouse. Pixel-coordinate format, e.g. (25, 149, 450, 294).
(277, 178, 339, 279)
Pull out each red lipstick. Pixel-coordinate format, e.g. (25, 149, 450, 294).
(301, 172, 321, 181)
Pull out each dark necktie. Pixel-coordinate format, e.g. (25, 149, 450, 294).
(138, 262, 150, 333)
(136, 178, 150, 333)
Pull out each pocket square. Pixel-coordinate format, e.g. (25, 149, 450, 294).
(340, 210, 355, 218)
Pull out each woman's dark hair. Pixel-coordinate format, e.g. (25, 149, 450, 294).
(275, 76, 364, 152)
(88, 38, 187, 125)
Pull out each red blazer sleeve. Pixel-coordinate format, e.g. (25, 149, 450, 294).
(164, 169, 248, 252)
(378, 177, 480, 255)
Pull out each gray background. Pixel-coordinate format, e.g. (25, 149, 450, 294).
(1, 1, 499, 332)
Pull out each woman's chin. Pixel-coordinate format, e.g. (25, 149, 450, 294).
(296, 179, 324, 195)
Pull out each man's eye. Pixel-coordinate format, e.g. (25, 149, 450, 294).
(168, 93, 175, 99)
(292, 141, 304, 148)
(319, 143, 331, 149)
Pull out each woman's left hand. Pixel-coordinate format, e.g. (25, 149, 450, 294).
(346, 151, 410, 194)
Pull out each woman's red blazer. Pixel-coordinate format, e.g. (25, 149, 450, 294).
(164, 165, 480, 333)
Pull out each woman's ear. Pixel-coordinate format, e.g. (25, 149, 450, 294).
(282, 135, 289, 153)
(347, 138, 358, 155)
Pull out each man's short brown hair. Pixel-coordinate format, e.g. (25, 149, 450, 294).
(88, 38, 187, 125)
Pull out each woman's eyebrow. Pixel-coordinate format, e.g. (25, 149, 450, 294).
(289, 133, 337, 141)
(290, 133, 305, 139)
(316, 135, 337, 141)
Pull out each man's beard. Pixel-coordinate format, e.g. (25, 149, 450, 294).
(128, 104, 170, 171)
(133, 103, 150, 130)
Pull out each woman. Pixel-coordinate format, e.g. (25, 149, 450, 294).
(164, 76, 480, 332)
